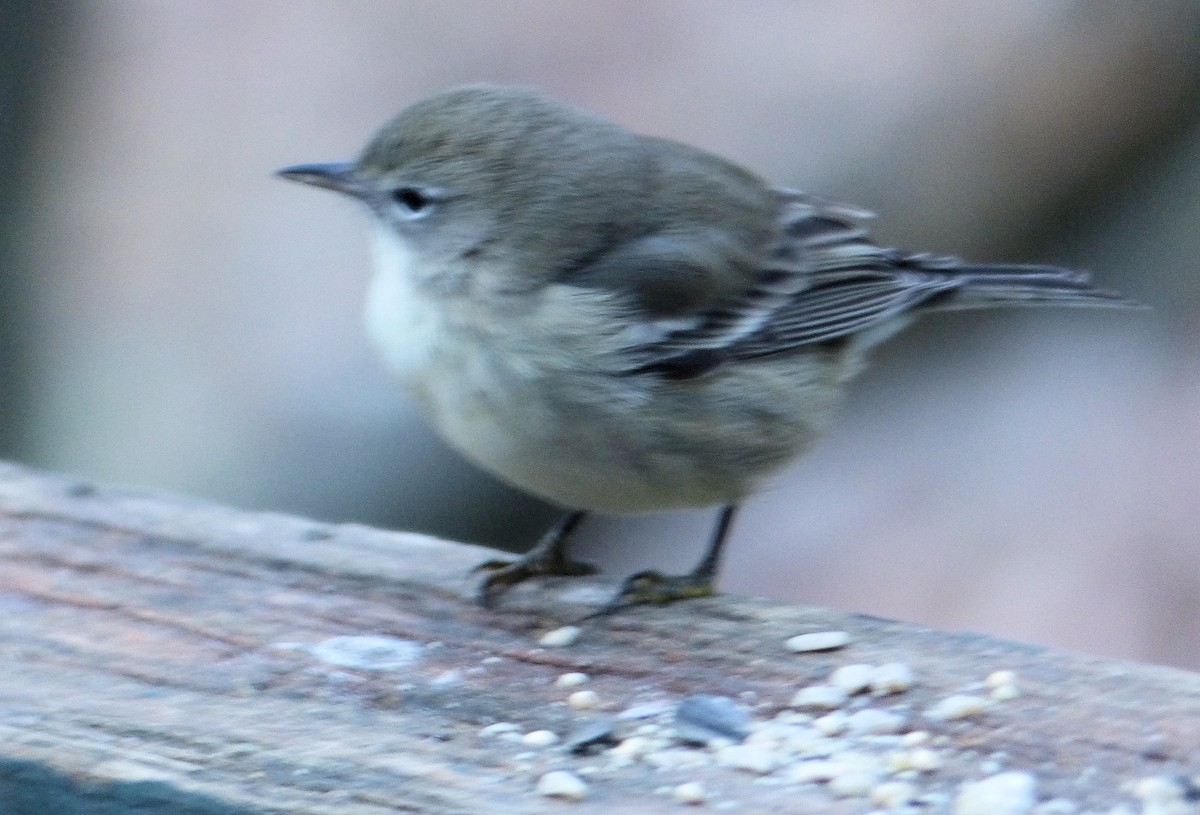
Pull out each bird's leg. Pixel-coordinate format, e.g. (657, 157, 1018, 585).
(476, 510, 596, 607)
(598, 504, 738, 614)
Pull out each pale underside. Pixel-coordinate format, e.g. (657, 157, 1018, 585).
(365, 225, 845, 513)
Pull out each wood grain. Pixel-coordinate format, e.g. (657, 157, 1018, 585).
(0, 461, 1196, 813)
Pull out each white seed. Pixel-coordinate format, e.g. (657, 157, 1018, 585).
(887, 745, 943, 773)
(813, 710, 848, 736)
(644, 747, 713, 771)
(745, 722, 786, 748)
(991, 683, 1021, 701)
(539, 625, 582, 647)
(872, 780, 919, 807)
(772, 709, 811, 724)
(926, 694, 990, 721)
(785, 631, 852, 653)
(980, 760, 1004, 775)
(555, 671, 589, 687)
(479, 722, 520, 737)
(907, 747, 943, 772)
(1134, 775, 1189, 805)
(715, 744, 780, 774)
(780, 726, 829, 756)
(870, 662, 915, 695)
(674, 781, 708, 805)
(790, 684, 849, 710)
(845, 708, 906, 736)
(617, 700, 673, 720)
(901, 730, 930, 746)
(829, 771, 877, 797)
(522, 729, 559, 747)
(830, 664, 875, 694)
(986, 670, 1018, 688)
(568, 690, 601, 710)
(536, 770, 589, 800)
(794, 753, 884, 792)
(610, 735, 651, 759)
(954, 772, 1037, 815)
(788, 759, 839, 783)
(986, 670, 1021, 701)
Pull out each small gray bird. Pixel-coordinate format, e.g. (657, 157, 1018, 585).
(279, 84, 1134, 610)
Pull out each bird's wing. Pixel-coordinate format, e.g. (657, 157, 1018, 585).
(618, 191, 960, 377)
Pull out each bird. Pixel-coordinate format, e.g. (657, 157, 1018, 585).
(278, 84, 1136, 611)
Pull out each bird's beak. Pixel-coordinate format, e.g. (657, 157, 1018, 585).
(276, 161, 363, 197)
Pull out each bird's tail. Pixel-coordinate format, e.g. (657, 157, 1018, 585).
(926, 262, 1140, 311)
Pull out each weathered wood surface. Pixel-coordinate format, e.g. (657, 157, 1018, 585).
(0, 460, 1197, 814)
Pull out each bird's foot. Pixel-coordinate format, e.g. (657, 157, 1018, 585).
(590, 569, 717, 617)
(475, 552, 598, 608)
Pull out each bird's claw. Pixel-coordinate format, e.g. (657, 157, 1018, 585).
(474, 554, 598, 607)
(585, 569, 718, 618)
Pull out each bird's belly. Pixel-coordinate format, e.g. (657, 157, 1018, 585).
(423, 371, 753, 513)
(403, 342, 836, 514)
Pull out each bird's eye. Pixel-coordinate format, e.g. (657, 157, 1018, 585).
(391, 186, 433, 218)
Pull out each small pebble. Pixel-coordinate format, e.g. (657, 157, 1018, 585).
(522, 729, 559, 747)
(845, 708, 906, 736)
(785, 631, 852, 653)
(926, 694, 990, 721)
(567, 720, 620, 755)
(675, 695, 751, 744)
(954, 771, 1037, 815)
(539, 625, 582, 647)
(555, 671, 589, 687)
(830, 663, 876, 694)
(536, 770, 589, 801)
(568, 690, 601, 710)
(790, 685, 849, 710)
(674, 781, 708, 805)
(870, 662, 915, 695)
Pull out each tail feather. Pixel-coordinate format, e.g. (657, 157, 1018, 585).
(926, 263, 1138, 311)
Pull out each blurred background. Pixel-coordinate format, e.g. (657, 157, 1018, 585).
(3, 2, 1199, 667)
